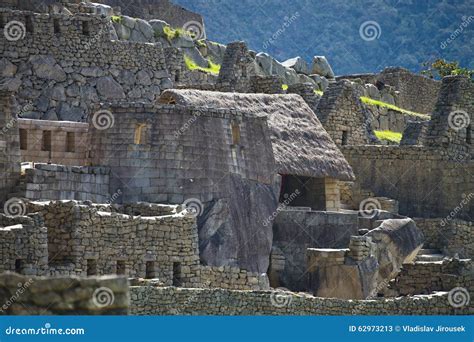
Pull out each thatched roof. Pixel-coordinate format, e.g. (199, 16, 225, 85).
(159, 89, 355, 181)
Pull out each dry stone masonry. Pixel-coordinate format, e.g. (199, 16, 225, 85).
(0, 0, 472, 317)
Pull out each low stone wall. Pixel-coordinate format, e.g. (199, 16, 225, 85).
(130, 286, 471, 315)
(200, 266, 269, 290)
(388, 258, 472, 296)
(414, 218, 473, 258)
(365, 104, 428, 133)
(23, 163, 110, 203)
(0, 214, 48, 276)
(0, 272, 129, 315)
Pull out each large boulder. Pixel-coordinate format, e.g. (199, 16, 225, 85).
(182, 47, 209, 68)
(29, 55, 66, 82)
(0, 58, 17, 78)
(256, 53, 299, 85)
(198, 174, 279, 273)
(204, 40, 226, 65)
(311, 56, 335, 79)
(96, 76, 125, 100)
(282, 56, 310, 75)
(366, 218, 424, 281)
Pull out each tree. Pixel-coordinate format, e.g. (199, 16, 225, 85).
(421, 59, 474, 79)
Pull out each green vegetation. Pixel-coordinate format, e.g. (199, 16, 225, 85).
(157, 26, 197, 41)
(174, 0, 472, 74)
(184, 55, 221, 75)
(421, 59, 473, 79)
(360, 96, 430, 119)
(314, 89, 323, 96)
(196, 39, 207, 48)
(281, 84, 288, 91)
(111, 15, 122, 24)
(374, 130, 402, 144)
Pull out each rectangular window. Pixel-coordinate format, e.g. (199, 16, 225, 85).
(467, 125, 472, 144)
(82, 21, 90, 36)
(134, 124, 147, 145)
(25, 15, 34, 33)
(231, 123, 241, 145)
(145, 261, 155, 279)
(53, 18, 60, 34)
(172, 262, 182, 286)
(341, 130, 348, 146)
(66, 132, 75, 152)
(116, 260, 126, 275)
(19, 129, 27, 150)
(15, 259, 23, 273)
(41, 130, 51, 151)
(86, 259, 97, 276)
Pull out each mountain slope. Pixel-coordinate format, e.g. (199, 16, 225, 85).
(174, 0, 474, 75)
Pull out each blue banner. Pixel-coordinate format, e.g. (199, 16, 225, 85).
(0, 316, 472, 342)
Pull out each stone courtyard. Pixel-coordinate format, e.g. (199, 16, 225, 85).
(0, 0, 472, 316)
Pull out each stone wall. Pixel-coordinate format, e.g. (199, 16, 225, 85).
(0, 91, 21, 202)
(18, 119, 89, 165)
(400, 120, 429, 145)
(0, 8, 173, 121)
(0, 213, 48, 276)
(388, 258, 472, 296)
(342, 145, 474, 220)
(378, 67, 441, 114)
(316, 80, 376, 146)
(0, 272, 129, 315)
(271, 209, 359, 290)
(424, 75, 473, 160)
(26, 200, 201, 285)
(200, 266, 269, 290)
(22, 164, 110, 202)
(414, 218, 473, 259)
(287, 83, 321, 113)
(130, 286, 471, 315)
(365, 104, 428, 133)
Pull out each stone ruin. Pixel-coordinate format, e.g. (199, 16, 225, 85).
(0, 0, 472, 316)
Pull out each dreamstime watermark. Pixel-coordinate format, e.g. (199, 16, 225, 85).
(0, 278, 34, 313)
(359, 197, 381, 219)
(359, 21, 381, 41)
(83, 25, 110, 51)
(262, 12, 300, 49)
(440, 192, 473, 226)
(448, 109, 470, 131)
(270, 290, 293, 308)
(91, 109, 115, 130)
(182, 198, 204, 217)
(440, 16, 474, 50)
(447, 287, 470, 308)
(1, 101, 34, 135)
(262, 189, 301, 227)
(3, 197, 27, 217)
(4, 20, 26, 41)
(89, 189, 123, 215)
(174, 110, 203, 138)
(92, 287, 115, 308)
(182, 20, 205, 41)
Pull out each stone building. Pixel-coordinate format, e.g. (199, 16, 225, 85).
(316, 79, 377, 146)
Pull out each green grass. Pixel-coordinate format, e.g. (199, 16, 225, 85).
(184, 55, 221, 75)
(374, 130, 403, 143)
(111, 15, 122, 24)
(360, 96, 430, 119)
(282, 84, 288, 91)
(314, 89, 323, 96)
(158, 26, 199, 42)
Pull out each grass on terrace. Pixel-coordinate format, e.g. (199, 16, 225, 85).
(360, 96, 430, 119)
(184, 55, 221, 75)
(374, 130, 403, 143)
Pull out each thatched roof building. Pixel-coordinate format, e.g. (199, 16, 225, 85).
(159, 89, 355, 181)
